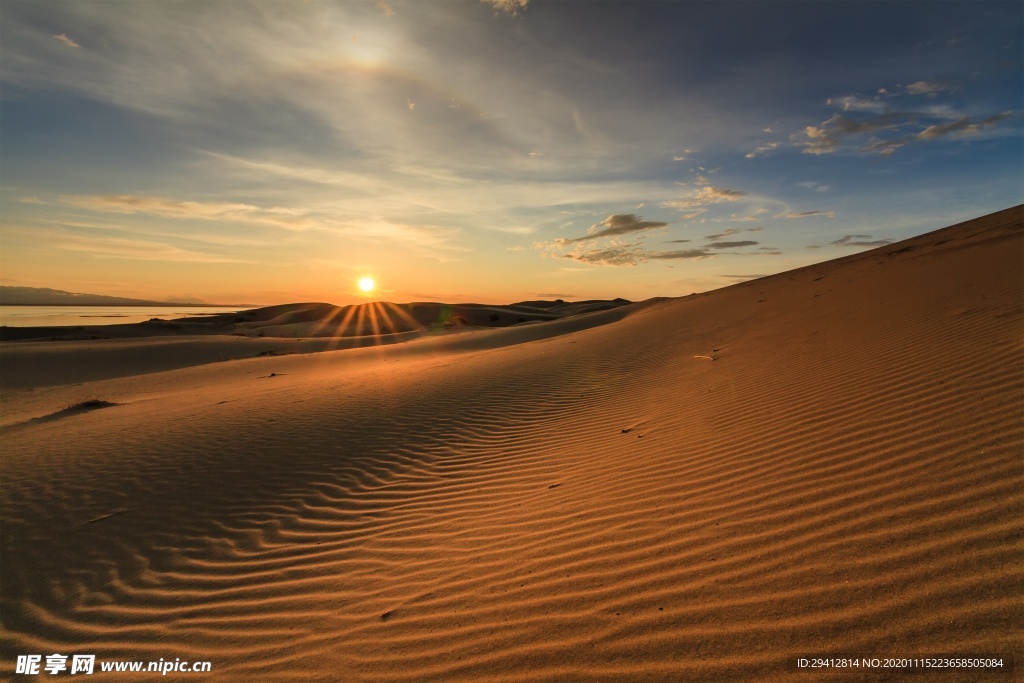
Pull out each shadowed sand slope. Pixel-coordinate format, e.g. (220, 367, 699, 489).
(1, 206, 1021, 681)
(0, 298, 631, 342)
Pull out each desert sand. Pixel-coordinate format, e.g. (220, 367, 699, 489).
(1, 206, 1021, 681)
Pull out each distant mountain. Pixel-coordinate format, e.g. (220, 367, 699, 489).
(0, 286, 212, 306)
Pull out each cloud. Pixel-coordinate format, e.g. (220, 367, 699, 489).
(648, 249, 713, 260)
(917, 111, 1014, 140)
(795, 181, 830, 192)
(482, 0, 528, 14)
(56, 192, 465, 259)
(665, 239, 691, 243)
(791, 86, 1016, 157)
(17, 196, 47, 204)
(556, 213, 668, 244)
(660, 186, 747, 213)
(31, 229, 253, 263)
(727, 208, 770, 222)
(775, 210, 837, 219)
(795, 113, 902, 155)
(550, 238, 715, 267)
(807, 234, 893, 249)
(745, 141, 781, 158)
(830, 234, 893, 247)
(704, 226, 762, 240)
(560, 245, 646, 266)
(862, 139, 905, 156)
(917, 117, 972, 140)
(828, 95, 887, 112)
(60, 194, 312, 230)
(53, 33, 80, 49)
(905, 80, 949, 96)
(375, 0, 395, 17)
(663, 209, 707, 220)
(705, 240, 758, 249)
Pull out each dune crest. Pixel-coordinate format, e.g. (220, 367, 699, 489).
(1, 206, 1021, 681)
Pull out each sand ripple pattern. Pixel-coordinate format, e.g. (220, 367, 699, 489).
(2, 208, 1022, 681)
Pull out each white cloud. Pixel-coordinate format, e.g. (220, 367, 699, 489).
(745, 141, 780, 158)
(53, 33, 80, 49)
(660, 186, 747, 213)
(828, 95, 886, 112)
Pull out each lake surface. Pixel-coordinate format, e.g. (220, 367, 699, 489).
(0, 306, 256, 328)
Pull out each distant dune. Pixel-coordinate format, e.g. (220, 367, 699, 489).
(0, 285, 218, 307)
(0, 206, 1020, 681)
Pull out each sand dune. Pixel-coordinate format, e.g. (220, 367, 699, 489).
(0, 298, 631, 342)
(1, 206, 1021, 681)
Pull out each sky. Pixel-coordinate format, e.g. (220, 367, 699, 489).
(1, 0, 1021, 306)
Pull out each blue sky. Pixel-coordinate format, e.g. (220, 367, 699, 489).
(1, 0, 1020, 304)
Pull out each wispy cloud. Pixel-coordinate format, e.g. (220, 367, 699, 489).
(905, 80, 949, 96)
(807, 233, 893, 249)
(917, 111, 1014, 140)
(648, 249, 713, 260)
(556, 243, 646, 266)
(740, 76, 1019, 158)
(795, 181, 830, 192)
(830, 234, 893, 247)
(542, 229, 718, 266)
(828, 95, 887, 113)
(706, 240, 758, 249)
(60, 194, 312, 230)
(555, 214, 668, 245)
(6, 224, 253, 264)
(745, 141, 781, 158)
(482, 0, 528, 15)
(661, 186, 747, 213)
(775, 210, 836, 219)
(556, 244, 714, 266)
(53, 33, 80, 49)
(56, 193, 468, 260)
(704, 226, 762, 240)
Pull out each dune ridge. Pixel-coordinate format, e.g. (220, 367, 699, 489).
(1, 206, 1021, 681)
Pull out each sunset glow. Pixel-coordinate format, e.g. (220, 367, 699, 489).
(0, 1, 1019, 306)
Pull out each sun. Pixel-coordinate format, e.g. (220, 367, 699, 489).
(358, 277, 376, 293)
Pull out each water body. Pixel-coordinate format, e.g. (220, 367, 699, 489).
(0, 306, 255, 328)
